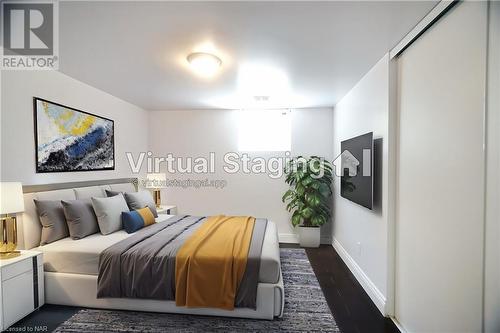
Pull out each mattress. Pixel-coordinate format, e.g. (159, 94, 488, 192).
(36, 214, 281, 284)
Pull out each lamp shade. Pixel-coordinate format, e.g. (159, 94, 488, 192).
(0, 182, 25, 214)
(145, 173, 166, 189)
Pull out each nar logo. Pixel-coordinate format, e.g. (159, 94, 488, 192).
(1, 1, 58, 70)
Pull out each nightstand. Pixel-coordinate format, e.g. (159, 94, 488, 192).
(0, 250, 44, 330)
(157, 205, 177, 215)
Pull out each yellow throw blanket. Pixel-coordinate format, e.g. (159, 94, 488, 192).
(175, 215, 256, 310)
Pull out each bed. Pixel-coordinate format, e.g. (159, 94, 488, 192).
(18, 178, 284, 320)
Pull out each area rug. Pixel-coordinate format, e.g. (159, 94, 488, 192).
(54, 248, 339, 332)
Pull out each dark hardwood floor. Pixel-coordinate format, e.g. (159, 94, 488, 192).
(8, 304, 81, 333)
(10, 245, 398, 333)
(281, 244, 399, 333)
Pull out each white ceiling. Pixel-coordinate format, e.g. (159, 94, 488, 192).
(59, 1, 437, 111)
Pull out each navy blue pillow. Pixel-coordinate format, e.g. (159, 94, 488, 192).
(121, 211, 144, 233)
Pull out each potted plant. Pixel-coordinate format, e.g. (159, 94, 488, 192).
(282, 156, 333, 248)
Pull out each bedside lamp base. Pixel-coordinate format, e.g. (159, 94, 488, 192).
(153, 189, 161, 208)
(0, 251, 21, 259)
(1, 215, 20, 259)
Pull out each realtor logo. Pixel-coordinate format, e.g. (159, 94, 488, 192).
(1, 1, 58, 69)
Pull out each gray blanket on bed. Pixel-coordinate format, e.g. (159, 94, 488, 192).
(97, 215, 268, 309)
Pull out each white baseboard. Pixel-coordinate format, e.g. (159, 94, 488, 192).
(279, 233, 299, 243)
(390, 316, 408, 333)
(279, 233, 332, 244)
(332, 238, 387, 315)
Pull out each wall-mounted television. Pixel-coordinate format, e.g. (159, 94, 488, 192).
(340, 132, 373, 209)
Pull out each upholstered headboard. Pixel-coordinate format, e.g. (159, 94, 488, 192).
(19, 178, 138, 250)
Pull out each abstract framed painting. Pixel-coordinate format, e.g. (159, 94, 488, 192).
(34, 97, 115, 173)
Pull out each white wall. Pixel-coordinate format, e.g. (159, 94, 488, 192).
(147, 108, 334, 241)
(484, 2, 500, 332)
(1, 70, 148, 184)
(395, 2, 487, 332)
(331, 54, 390, 313)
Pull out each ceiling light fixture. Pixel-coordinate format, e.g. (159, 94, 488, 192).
(187, 52, 222, 78)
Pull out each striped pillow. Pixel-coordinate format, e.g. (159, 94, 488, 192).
(121, 207, 156, 233)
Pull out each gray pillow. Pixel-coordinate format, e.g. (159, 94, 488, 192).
(34, 200, 70, 246)
(124, 191, 158, 217)
(105, 189, 121, 197)
(91, 194, 130, 235)
(61, 200, 99, 239)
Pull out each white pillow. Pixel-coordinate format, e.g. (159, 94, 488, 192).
(91, 194, 129, 235)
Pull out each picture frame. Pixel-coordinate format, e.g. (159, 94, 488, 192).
(33, 97, 115, 173)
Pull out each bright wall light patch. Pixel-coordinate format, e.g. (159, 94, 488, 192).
(238, 109, 291, 151)
(237, 64, 289, 97)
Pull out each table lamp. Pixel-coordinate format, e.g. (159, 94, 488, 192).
(146, 173, 166, 208)
(0, 182, 24, 259)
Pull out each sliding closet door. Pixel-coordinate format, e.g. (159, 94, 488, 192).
(395, 2, 487, 332)
(484, 3, 500, 332)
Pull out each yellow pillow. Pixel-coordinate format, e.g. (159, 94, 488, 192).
(136, 207, 155, 226)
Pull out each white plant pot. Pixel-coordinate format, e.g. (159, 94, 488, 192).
(298, 226, 321, 248)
